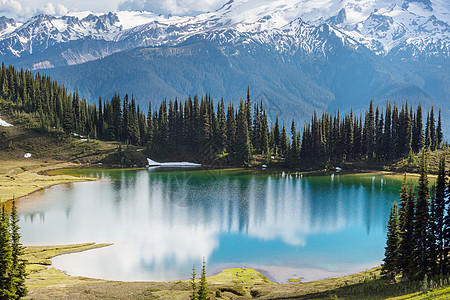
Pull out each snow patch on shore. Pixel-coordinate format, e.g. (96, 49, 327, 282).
(0, 114, 13, 127)
(147, 158, 201, 167)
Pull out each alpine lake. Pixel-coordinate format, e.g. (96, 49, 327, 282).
(16, 167, 404, 283)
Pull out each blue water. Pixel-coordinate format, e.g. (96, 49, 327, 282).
(17, 169, 401, 282)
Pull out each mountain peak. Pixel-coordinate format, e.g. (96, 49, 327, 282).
(0, 0, 448, 67)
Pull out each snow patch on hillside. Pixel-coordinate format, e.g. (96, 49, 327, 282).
(147, 158, 201, 167)
(0, 115, 13, 127)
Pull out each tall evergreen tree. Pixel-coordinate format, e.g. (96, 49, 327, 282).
(9, 200, 27, 299)
(430, 107, 436, 151)
(0, 205, 14, 299)
(363, 100, 375, 160)
(236, 100, 251, 165)
(436, 109, 443, 149)
(382, 202, 401, 280)
(190, 264, 198, 300)
(197, 258, 209, 300)
(273, 115, 280, 155)
(432, 156, 447, 274)
(414, 151, 431, 279)
(412, 104, 423, 153)
(226, 103, 236, 153)
(400, 185, 416, 280)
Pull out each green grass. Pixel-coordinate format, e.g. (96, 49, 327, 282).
(389, 286, 450, 300)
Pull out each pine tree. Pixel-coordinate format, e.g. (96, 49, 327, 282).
(412, 104, 424, 153)
(190, 264, 198, 300)
(398, 175, 409, 276)
(236, 100, 251, 165)
(430, 107, 436, 151)
(436, 109, 443, 149)
(280, 124, 289, 158)
(382, 202, 401, 280)
(425, 113, 431, 151)
(260, 108, 269, 157)
(432, 157, 446, 275)
(273, 115, 280, 155)
(10, 200, 27, 298)
(414, 151, 431, 280)
(399, 184, 416, 280)
(226, 103, 236, 153)
(363, 100, 375, 160)
(197, 258, 209, 300)
(0, 205, 14, 299)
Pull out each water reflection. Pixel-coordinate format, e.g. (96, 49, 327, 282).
(17, 170, 400, 282)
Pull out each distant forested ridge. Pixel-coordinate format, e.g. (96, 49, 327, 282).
(0, 63, 445, 167)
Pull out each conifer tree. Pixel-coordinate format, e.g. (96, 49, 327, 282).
(398, 175, 413, 279)
(436, 109, 443, 149)
(0, 205, 14, 299)
(280, 124, 289, 158)
(236, 100, 251, 165)
(432, 157, 446, 275)
(425, 113, 431, 151)
(430, 107, 436, 151)
(273, 115, 280, 155)
(260, 108, 269, 157)
(9, 200, 27, 298)
(190, 264, 198, 300)
(363, 100, 375, 160)
(146, 101, 153, 146)
(382, 202, 401, 280)
(414, 151, 431, 279)
(246, 86, 252, 139)
(217, 99, 227, 153)
(412, 104, 423, 153)
(197, 258, 209, 300)
(97, 97, 103, 139)
(399, 184, 416, 280)
(226, 103, 236, 153)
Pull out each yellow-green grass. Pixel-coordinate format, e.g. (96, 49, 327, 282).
(0, 159, 97, 203)
(211, 268, 270, 284)
(22, 244, 450, 300)
(24, 243, 112, 273)
(389, 286, 450, 300)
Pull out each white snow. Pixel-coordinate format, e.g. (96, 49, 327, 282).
(147, 158, 201, 168)
(0, 115, 13, 127)
(115, 11, 161, 29)
(0, 0, 448, 60)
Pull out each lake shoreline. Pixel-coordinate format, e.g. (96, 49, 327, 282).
(0, 159, 97, 203)
(25, 242, 384, 299)
(14, 165, 426, 299)
(2, 157, 430, 204)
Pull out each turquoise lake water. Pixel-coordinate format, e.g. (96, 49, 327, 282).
(17, 168, 402, 282)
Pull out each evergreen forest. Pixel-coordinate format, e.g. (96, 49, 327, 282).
(0, 63, 445, 167)
(383, 154, 450, 282)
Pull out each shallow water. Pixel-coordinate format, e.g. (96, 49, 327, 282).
(17, 168, 402, 282)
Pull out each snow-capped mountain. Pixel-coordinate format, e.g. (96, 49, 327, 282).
(0, 0, 448, 69)
(0, 0, 448, 135)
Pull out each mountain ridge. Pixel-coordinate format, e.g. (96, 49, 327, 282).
(0, 0, 448, 69)
(0, 0, 448, 134)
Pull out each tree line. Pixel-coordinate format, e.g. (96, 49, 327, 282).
(0, 200, 27, 299)
(382, 153, 450, 281)
(0, 63, 445, 166)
